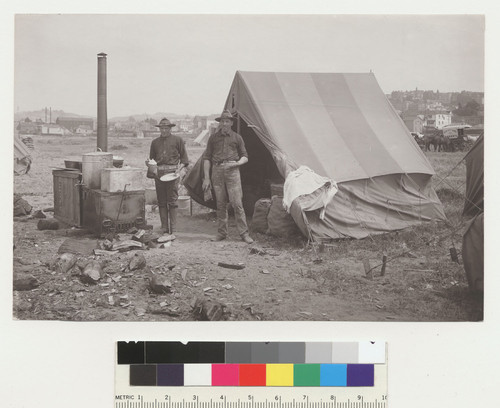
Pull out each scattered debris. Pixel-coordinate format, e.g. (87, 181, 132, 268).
(112, 240, 144, 252)
(93, 249, 119, 256)
(54, 253, 78, 274)
(222, 284, 233, 290)
(148, 307, 181, 316)
(160, 241, 172, 248)
(181, 269, 188, 281)
(127, 227, 139, 234)
(58, 238, 100, 256)
(191, 297, 226, 321)
(203, 287, 213, 292)
(13, 274, 39, 291)
(128, 253, 146, 271)
(265, 287, 276, 291)
(108, 296, 115, 306)
(403, 269, 436, 273)
(80, 260, 104, 284)
(249, 247, 268, 255)
(297, 311, 313, 318)
(149, 275, 173, 294)
(43, 207, 55, 213)
(132, 229, 146, 241)
(37, 218, 59, 230)
(135, 307, 146, 317)
(158, 234, 176, 243)
(31, 210, 47, 219)
(13, 195, 32, 216)
(218, 262, 245, 270)
(260, 269, 270, 274)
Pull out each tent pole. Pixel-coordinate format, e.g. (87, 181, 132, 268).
(236, 112, 241, 134)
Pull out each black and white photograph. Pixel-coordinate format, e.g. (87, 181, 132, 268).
(3, 3, 500, 408)
(11, 14, 485, 322)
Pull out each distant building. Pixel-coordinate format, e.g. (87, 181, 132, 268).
(41, 124, 67, 135)
(193, 116, 208, 130)
(17, 121, 41, 135)
(425, 111, 452, 129)
(75, 125, 93, 135)
(56, 117, 94, 132)
(402, 114, 425, 133)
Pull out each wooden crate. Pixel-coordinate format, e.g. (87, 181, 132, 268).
(52, 170, 82, 227)
(100, 167, 144, 192)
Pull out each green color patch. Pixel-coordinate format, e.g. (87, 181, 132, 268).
(293, 364, 321, 386)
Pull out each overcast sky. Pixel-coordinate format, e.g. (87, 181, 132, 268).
(14, 14, 484, 117)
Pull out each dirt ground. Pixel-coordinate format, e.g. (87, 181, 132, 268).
(12, 135, 483, 322)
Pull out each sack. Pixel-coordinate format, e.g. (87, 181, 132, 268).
(267, 196, 300, 237)
(252, 198, 271, 233)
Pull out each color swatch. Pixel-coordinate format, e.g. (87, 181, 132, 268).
(119, 342, 384, 387)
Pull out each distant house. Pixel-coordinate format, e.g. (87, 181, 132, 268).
(193, 116, 207, 130)
(41, 124, 67, 136)
(402, 114, 425, 133)
(75, 125, 93, 135)
(425, 111, 452, 129)
(17, 121, 41, 135)
(56, 116, 94, 132)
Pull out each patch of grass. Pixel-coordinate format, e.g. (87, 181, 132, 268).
(436, 187, 464, 202)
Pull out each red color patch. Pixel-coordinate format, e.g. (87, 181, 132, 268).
(239, 364, 266, 386)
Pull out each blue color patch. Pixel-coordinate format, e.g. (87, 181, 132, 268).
(320, 364, 347, 386)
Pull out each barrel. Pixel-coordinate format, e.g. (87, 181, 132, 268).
(82, 152, 113, 189)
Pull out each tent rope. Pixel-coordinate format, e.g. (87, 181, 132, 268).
(364, 217, 467, 275)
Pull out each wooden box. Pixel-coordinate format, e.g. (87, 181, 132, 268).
(100, 167, 144, 193)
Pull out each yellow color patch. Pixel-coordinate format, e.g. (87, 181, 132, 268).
(266, 364, 294, 386)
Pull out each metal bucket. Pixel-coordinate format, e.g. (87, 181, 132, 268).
(82, 152, 113, 189)
(177, 195, 192, 215)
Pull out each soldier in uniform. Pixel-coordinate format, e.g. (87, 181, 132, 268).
(148, 118, 189, 233)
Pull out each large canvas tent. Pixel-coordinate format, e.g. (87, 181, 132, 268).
(463, 134, 484, 217)
(462, 134, 484, 292)
(185, 71, 446, 240)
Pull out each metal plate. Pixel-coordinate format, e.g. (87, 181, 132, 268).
(160, 173, 180, 182)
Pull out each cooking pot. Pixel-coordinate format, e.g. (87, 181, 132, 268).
(64, 157, 83, 171)
(113, 156, 124, 168)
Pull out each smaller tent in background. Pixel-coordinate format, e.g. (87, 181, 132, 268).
(193, 129, 210, 146)
(462, 134, 484, 293)
(14, 136, 32, 175)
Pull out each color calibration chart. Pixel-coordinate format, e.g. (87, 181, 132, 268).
(115, 342, 387, 408)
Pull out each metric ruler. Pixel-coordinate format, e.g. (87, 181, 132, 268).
(113, 385, 388, 408)
(115, 342, 387, 408)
